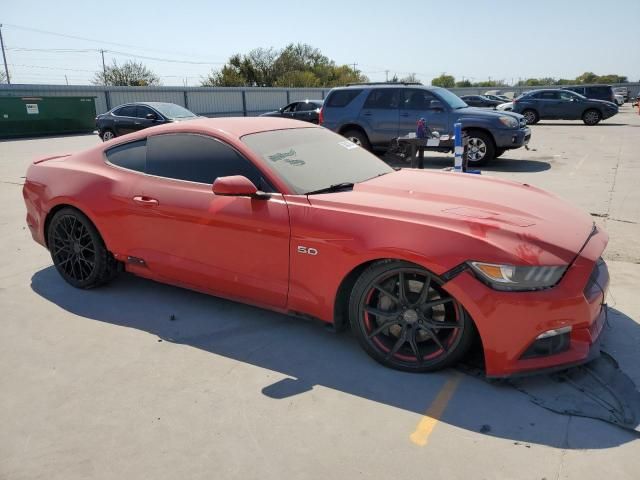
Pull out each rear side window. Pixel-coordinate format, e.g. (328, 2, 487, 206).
(105, 140, 147, 173)
(296, 102, 317, 112)
(325, 89, 362, 107)
(364, 89, 400, 109)
(586, 86, 611, 96)
(146, 133, 265, 187)
(114, 105, 136, 117)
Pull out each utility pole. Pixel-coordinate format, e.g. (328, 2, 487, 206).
(385, 70, 389, 82)
(0, 24, 11, 84)
(352, 62, 358, 72)
(100, 49, 106, 84)
(65, 74, 68, 85)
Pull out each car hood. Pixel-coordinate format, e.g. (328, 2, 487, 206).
(307, 169, 596, 265)
(453, 106, 523, 121)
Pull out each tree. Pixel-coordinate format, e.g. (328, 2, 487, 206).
(201, 43, 367, 87)
(398, 73, 419, 83)
(455, 79, 472, 87)
(597, 74, 628, 84)
(92, 60, 160, 86)
(431, 74, 455, 88)
(0, 70, 6, 83)
(575, 72, 598, 84)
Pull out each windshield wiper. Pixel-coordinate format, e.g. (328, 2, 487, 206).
(305, 182, 355, 195)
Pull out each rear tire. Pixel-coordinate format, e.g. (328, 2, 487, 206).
(343, 129, 371, 151)
(47, 207, 118, 289)
(522, 109, 539, 125)
(582, 109, 601, 125)
(349, 260, 475, 372)
(101, 129, 115, 141)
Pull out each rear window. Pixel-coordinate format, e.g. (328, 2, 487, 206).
(105, 140, 147, 173)
(325, 89, 362, 107)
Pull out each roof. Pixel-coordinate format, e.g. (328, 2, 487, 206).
(126, 116, 318, 139)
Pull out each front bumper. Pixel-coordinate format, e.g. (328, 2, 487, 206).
(494, 127, 531, 149)
(443, 227, 609, 378)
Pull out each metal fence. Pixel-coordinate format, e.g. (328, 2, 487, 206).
(0, 84, 328, 117)
(0, 83, 638, 117)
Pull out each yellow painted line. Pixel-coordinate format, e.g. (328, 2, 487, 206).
(409, 372, 462, 446)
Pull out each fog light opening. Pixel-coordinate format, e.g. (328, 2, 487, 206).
(521, 327, 572, 359)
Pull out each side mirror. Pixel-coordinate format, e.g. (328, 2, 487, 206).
(212, 175, 269, 199)
(146, 112, 157, 120)
(278, 107, 284, 113)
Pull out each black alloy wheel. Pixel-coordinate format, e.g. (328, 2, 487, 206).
(48, 208, 118, 288)
(349, 261, 475, 372)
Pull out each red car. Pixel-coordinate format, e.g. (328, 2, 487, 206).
(22, 118, 609, 377)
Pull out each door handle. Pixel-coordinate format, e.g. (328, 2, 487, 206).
(363, 111, 372, 116)
(134, 121, 141, 125)
(132, 195, 159, 206)
(400, 112, 409, 117)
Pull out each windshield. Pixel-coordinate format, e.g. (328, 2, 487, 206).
(153, 103, 197, 119)
(432, 87, 468, 109)
(242, 128, 393, 194)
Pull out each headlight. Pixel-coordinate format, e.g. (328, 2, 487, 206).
(468, 262, 567, 291)
(498, 116, 518, 128)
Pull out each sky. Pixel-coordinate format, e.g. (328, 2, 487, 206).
(1, 0, 639, 86)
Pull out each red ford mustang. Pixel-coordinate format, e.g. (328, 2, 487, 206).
(22, 118, 609, 377)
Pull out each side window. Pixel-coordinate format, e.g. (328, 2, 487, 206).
(282, 103, 297, 113)
(403, 89, 438, 109)
(559, 91, 578, 101)
(116, 105, 136, 117)
(146, 134, 268, 188)
(136, 106, 155, 119)
(363, 89, 400, 109)
(295, 102, 316, 112)
(325, 89, 362, 107)
(105, 140, 147, 173)
(539, 92, 559, 100)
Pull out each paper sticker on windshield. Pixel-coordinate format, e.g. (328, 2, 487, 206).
(338, 140, 358, 150)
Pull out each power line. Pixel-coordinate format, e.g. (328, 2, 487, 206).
(105, 49, 224, 65)
(1, 23, 224, 61)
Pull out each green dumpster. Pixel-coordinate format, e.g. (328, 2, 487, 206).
(0, 96, 97, 139)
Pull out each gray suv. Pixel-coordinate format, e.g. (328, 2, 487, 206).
(320, 83, 530, 166)
(513, 89, 619, 125)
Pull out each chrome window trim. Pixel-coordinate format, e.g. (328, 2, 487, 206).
(103, 132, 278, 192)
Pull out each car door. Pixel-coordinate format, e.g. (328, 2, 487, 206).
(133, 105, 161, 132)
(112, 105, 138, 135)
(536, 91, 561, 118)
(558, 91, 584, 119)
(399, 89, 449, 137)
(293, 101, 318, 123)
(358, 88, 400, 146)
(129, 133, 290, 308)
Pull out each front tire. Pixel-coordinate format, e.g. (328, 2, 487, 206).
(465, 130, 495, 167)
(495, 148, 507, 158)
(47, 208, 118, 289)
(349, 261, 475, 372)
(582, 109, 601, 125)
(343, 129, 371, 151)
